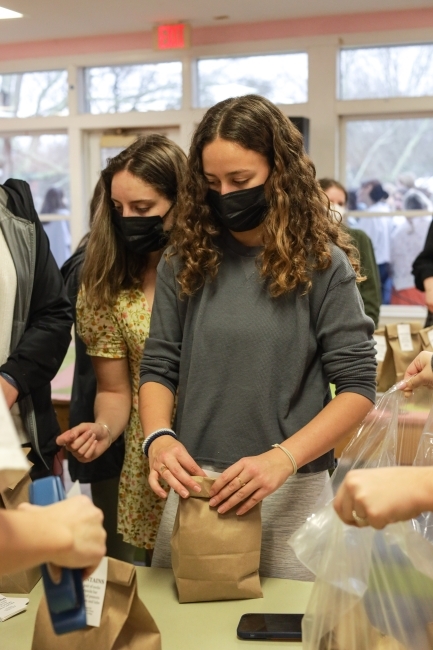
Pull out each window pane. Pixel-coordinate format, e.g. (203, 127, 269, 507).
(0, 134, 71, 266)
(345, 118, 433, 189)
(196, 53, 308, 108)
(344, 118, 433, 307)
(0, 71, 68, 117)
(84, 62, 182, 114)
(340, 45, 433, 100)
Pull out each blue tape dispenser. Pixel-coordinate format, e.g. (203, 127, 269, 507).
(29, 476, 87, 635)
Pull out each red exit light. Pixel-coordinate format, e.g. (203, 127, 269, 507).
(156, 23, 188, 50)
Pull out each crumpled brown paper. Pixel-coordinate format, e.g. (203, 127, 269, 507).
(31, 558, 161, 650)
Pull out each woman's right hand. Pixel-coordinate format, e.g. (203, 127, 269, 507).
(148, 435, 206, 499)
(19, 495, 106, 579)
(401, 351, 433, 394)
(56, 422, 111, 463)
(334, 467, 433, 529)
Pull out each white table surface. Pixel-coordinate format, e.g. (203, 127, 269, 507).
(0, 567, 313, 649)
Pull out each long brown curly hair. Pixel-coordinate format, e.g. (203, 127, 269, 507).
(81, 134, 186, 307)
(170, 95, 361, 297)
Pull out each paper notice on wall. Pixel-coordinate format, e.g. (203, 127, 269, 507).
(0, 595, 29, 622)
(373, 334, 387, 362)
(83, 556, 108, 627)
(397, 324, 414, 352)
(0, 390, 30, 493)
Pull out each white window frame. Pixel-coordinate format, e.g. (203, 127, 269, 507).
(0, 25, 430, 280)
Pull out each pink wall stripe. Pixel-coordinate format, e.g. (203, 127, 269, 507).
(0, 8, 432, 62)
(193, 8, 433, 46)
(0, 32, 153, 62)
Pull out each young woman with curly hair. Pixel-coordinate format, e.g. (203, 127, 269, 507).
(57, 134, 187, 556)
(139, 95, 377, 579)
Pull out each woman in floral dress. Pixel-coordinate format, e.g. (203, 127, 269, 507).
(57, 135, 186, 551)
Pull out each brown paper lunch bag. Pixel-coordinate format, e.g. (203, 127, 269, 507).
(377, 323, 422, 392)
(419, 325, 433, 352)
(171, 475, 263, 603)
(0, 466, 41, 594)
(32, 558, 161, 650)
(373, 327, 388, 389)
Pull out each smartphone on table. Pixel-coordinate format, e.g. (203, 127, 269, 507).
(237, 613, 303, 641)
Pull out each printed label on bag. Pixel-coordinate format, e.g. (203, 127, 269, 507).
(83, 556, 108, 627)
(373, 334, 387, 362)
(0, 595, 29, 622)
(66, 481, 81, 498)
(397, 324, 414, 352)
(428, 329, 433, 349)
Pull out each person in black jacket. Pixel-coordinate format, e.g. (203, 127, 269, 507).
(412, 204, 433, 327)
(60, 181, 133, 561)
(0, 179, 73, 478)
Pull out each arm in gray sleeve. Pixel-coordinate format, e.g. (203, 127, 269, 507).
(315, 253, 377, 404)
(139, 256, 184, 394)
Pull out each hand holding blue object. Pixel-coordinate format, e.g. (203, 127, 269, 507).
(29, 476, 87, 635)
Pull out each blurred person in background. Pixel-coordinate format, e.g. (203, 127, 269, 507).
(41, 187, 71, 268)
(413, 193, 433, 326)
(319, 178, 381, 327)
(391, 188, 432, 306)
(397, 171, 416, 195)
(354, 179, 393, 304)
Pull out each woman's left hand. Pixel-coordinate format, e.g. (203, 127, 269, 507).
(208, 449, 293, 515)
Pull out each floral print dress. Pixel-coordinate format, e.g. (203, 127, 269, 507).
(76, 287, 165, 549)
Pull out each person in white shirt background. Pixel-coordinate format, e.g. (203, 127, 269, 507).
(390, 188, 432, 305)
(352, 179, 393, 304)
(40, 187, 71, 269)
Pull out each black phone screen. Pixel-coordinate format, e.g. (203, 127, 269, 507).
(237, 613, 303, 640)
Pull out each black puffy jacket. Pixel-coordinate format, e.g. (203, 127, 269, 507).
(0, 179, 73, 477)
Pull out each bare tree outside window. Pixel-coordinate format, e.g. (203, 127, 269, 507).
(0, 134, 69, 209)
(0, 71, 68, 117)
(340, 45, 433, 100)
(196, 53, 308, 108)
(345, 119, 433, 188)
(345, 118, 433, 307)
(84, 62, 182, 114)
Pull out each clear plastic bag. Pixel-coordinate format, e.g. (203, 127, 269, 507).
(290, 385, 433, 649)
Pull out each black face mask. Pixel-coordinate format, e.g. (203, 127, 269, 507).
(110, 205, 171, 255)
(207, 184, 268, 232)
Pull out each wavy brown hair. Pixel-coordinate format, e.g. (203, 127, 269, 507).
(170, 95, 360, 297)
(318, 177, 348, 204)
(81, 134, 186, 307)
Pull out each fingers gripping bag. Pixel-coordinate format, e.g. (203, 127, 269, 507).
(290, 384, 433, 650)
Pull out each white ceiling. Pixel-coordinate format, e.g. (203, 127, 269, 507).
(0, 0, 430, 43)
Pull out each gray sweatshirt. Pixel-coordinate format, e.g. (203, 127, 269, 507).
(140, 233, 377, 473)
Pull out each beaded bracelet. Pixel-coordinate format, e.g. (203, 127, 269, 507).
(271, 443, 298, 475)
(142, 428, 177, 457)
